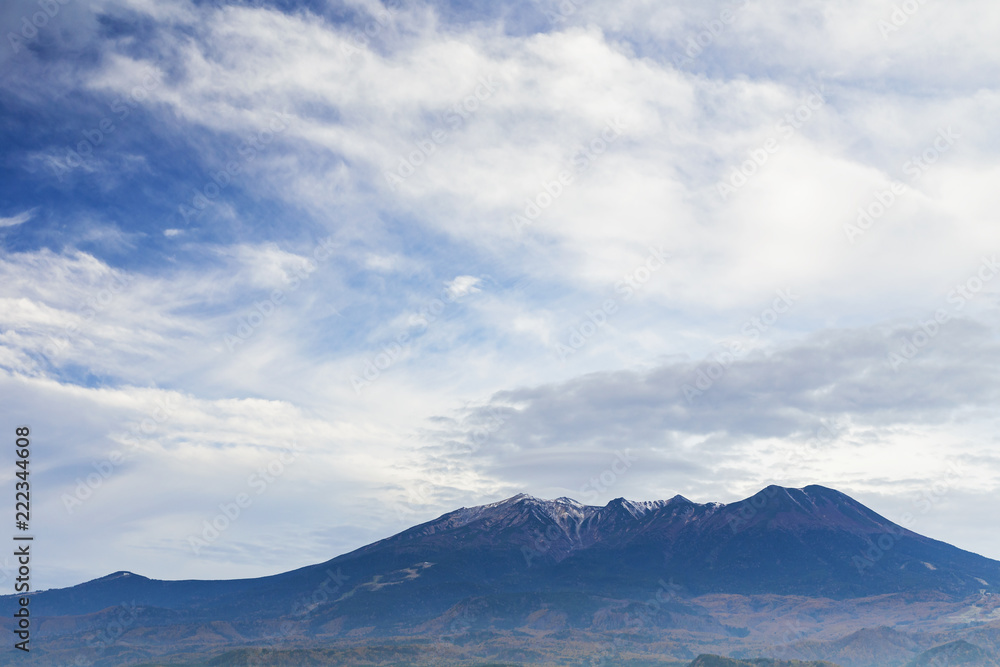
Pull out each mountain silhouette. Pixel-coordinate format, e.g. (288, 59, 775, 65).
(3, 485, 999, 665)
(8, 485, 1000, 621)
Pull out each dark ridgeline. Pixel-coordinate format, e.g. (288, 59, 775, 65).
(4, 484, 999, 632)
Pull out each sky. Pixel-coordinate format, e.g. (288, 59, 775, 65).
(0, 0, 999, 592)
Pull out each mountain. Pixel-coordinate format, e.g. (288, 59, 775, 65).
(688, 657, 842, 667)
(903, 640, 1000, 666)
(783, 627, 929, 667)
(3, 485, 1000, 665)
(15, 486, 1000, 618)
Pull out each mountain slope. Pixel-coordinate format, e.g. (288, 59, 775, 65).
(5, 485, 1000, 632)
(784, 626, 931, 667)
(903, 640, 1000, 666)
(688, 656, 842, 667)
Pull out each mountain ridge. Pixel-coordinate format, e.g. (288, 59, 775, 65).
(7, 484, 998, 613)
(3, 484, 1000, 666)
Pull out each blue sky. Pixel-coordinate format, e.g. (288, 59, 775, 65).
(1, 0, 1000, 591)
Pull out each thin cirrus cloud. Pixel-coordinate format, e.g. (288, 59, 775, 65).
(0, 0, 998, 590)
(0, 208, 35, 228)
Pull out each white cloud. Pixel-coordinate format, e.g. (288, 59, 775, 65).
(77, 3, 998, 323)
(0, 208, 36, 228)
(445, 275, 482, 300)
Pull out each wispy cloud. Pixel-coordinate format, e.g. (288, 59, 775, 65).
(445, 275, 482, 300)
(0, 208, 36, 228)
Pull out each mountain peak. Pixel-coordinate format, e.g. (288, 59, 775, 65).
(94, 571, 146, 582)
(802, 484, 851, 498)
